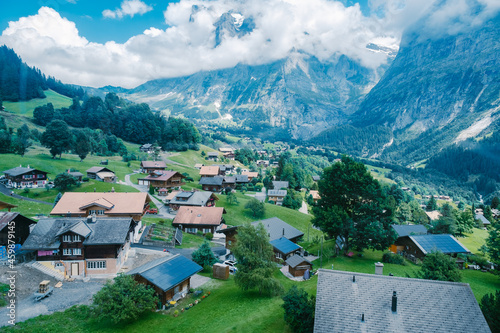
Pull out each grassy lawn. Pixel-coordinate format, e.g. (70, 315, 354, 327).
(460, 228, 489, 255)
(2, 90, 73, 117)
(0, 193, 52, 218)
(141, 217, 212, 249)
(129, 173, 148, 184)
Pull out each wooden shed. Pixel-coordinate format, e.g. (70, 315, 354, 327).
(286, 254, 312, 277)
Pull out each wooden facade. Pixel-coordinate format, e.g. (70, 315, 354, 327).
(133, 274, 191, 306)
(4, 169, 47, 188)
(288, 260, 312, 277)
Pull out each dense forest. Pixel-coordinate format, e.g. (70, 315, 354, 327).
(0, 46, 84, 102)
(32, 93, 201, 151)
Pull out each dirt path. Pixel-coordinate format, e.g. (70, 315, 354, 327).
(0, 184, 52, 206)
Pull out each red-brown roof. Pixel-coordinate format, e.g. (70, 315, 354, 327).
(141, 161, 167, 169)
(173, 206, 226, 226)
(199, 166, 220, 176)
(140, 171, 185, 182)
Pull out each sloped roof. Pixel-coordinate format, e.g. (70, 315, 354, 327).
(139, 171, 183, 182)
(4, 166, 46, 177)
(392, 224, 428, 238)
(270, 237, 301, 255)
(286, 254, 311, 268)
(252, 217, 303, 241)
(173, 206, 226, 226)
(68, 171, 84, 177)
(0, 200, 17, 211)
(199, 166, 220, 176)
(0, 212, 35, 232)
(51, 192, 150, 216)
(207, 152, 219, 157)
(86, 166, 112, 174)
(223, 176, 235, 183)
(312, 175, 321, 181)
(310, 190, 321, 200)
(314, 269, 490, 333)
(199, 176, 224, 186)
(409, 234, 470, 255)
(242, 171, 258, 178)
(475, 214, 491, 225)
(235, 175, 249, 183)
(425, 211, 442, 221)
(22, 217, 132, 250)
(127, 254, 202, 292)
(273, 181, 289, 189)
(141, 161, 167, 169)
(79, 197, 115, 210)
(169, 191, 218, 207)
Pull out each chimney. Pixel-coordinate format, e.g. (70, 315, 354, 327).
(375, 262, 384, 275)
(282, 228, 285, 236)
(353, 275, 356, 283)
(392, 291, 397, 312)
(361, 313, 364, 322)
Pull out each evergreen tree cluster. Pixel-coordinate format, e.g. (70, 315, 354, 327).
(0, 46, 84, 102)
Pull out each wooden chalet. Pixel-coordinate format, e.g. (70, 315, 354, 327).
(309, 190, 321, 203)
(270, 237, 301, 260)
(3, 166, 48, 188)
(286, 254, 312, 277)
(199, 166, 221, 177)
(138, 171, 185, 189)
(199, 176, 224, 192)
(0, 212, 36, 246)
(86, 167, 116, 183)
(164, 190, 218, 211)
(128, 254, 202, 306)
(22, 217, 134, 278)
(268, 189, 287, 205)
(140, 161, 167, 174)
(206, 152, 219, 161)
(241, 171, 258, 181)
(172, 206, 226, 234)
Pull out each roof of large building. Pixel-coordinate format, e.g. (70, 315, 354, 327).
(173, 206, 226, 226)
(314, 269, 490, 333)
(3, 166, 46, 177)
(22, 217, 132, 250)
(167, 191, 218, 207)
(199, 176, 224, 186)
(392, 224, 428, 238)
(139, 170, 183, 182)
(286, 254, 311, 268)
(141, 161, 167, 169)
(408, 234, 470, 255)
(475, 214, 491, 225)
(251, 217, 303, 241)
(199, 166, 220, 176)
(51, 192, 150, 216)
(127, 254, 202, 292)
(270, 237, 301, 255)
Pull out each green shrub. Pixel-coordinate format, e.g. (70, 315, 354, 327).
(468, 254, 490, 269)
(205, 232, 213, 240)
(23, 188, 30, 194)
(382, 252, 406, 265)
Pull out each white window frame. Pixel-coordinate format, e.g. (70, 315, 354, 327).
(73, 235, 81, 242)
(186, 227, 197, 233)
(89, 210, 96, 215)
(63, 248, 72, 255)
(87, 261, 106, 269)
(97, 210, 105, 215)
(72, 248, 82, 255)
(203, 228, 212, 234)
(62, 235, 72, 242)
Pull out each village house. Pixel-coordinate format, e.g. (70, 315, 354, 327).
(66, 170, 84, 182)
(475, 214, 491, 228)
(194, 163, 204, 170)
(138, 170, 185, 189)
(140, 143, 153, 153)
(172, 206, 226, 234)
(206, 152, 219, 161)
(424, 210, 442, 223)
(267, 189, 287, 205)
(3, 166, 48, 188)
(270, 237, 301, 260)
(256, 160, 270, 168)
(140, 161, 167, 174)
(309, 190, 321, 203)
(241, 171, 258, 181)
(127, 254, 202, 306)
(164, 190, 218, 211)
(22, 216, 135, 278)
(314, 269, 490, 333)
(389, 224, 428, 254)
(215, 164, 235, 175)
(0, 212, 36, 247)
(86, 167, 116, 183)
(199, 165, 221, 177)
(219, 147, 235, 160)
(312, 175, 321, 182)
(51, 192, 151, 241)
(199, 176, 224, 192)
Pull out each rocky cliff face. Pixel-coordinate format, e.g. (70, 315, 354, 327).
(122, 51, 381, 139)
(349, 14, 500, 162)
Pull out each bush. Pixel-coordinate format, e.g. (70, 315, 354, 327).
(205, 232, 213, 241)
(23, 188, 30, 194)
(467, 254, 490, 269)
(382, 252, 406, 265)
(82, 177, 89, 182)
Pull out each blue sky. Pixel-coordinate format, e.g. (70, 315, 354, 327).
(0, 0, 496, 88)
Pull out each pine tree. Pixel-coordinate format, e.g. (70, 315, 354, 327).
(191, 241, 217, 268)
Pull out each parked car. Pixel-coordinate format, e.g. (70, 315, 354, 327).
(146, 208, 158, 214)
(223, 260, 238, 274)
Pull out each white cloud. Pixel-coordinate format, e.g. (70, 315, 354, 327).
(103, 0, 153, 19)
(1, 0, 498, 88)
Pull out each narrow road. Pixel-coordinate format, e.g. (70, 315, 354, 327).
(0, 184, 52, 205)
(299, 200, 309, 214)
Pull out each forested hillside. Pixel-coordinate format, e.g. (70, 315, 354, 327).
(0, 46, 84, 102)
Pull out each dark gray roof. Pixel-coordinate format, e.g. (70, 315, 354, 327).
(270, 237, 300, 255)
(4, 166, 46, 177)
(267, 189, 287, 197)
(272, 181, 289, 189)
(127, 254, 202, 292)
(314, 269, 490, 333)
(22, 217, 132, 250)
(169, 191, 214, 207)
(223, 176, 235, 183)
(68, 171, 84, 177)
(475, 214, 491, 225)
(207, 152, 219, 157)
(252, 217, 303, 241)
(235, 175, 249, 183)
(409, 234, 470, 255)
(86, 166, 112, 174)
(286, 254, 311, 268)
(0, 212, 36, 232)
(392, 224, 428, 238)
(312, 175, 320, 181)
(199, 176, 223, 186)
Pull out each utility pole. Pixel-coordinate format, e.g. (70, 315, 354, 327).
(320, 236, 323, 268)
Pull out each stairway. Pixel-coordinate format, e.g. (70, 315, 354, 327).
(31, 261, 65, 281)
